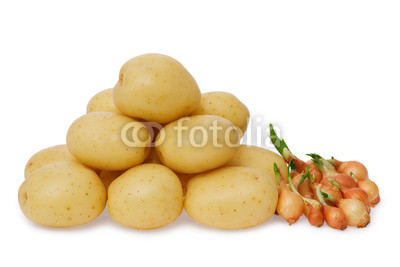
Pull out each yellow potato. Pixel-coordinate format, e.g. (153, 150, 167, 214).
(113, 53, 201, 123)
(108, 164, 183, 229)
(98, 170, 125, 190)
(155, 115, 240, 173)
(67, 111, 150, 171)
(226, 145, 288, 183)
(24, 144, 80, 179)
(191, 91, 250, 133)
(18, 162, 106, 228)
(184, 166, 278, 229)
(86, 88, 122, 115)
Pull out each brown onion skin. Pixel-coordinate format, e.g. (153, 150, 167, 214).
(292, 158, 306, 172)
(322, 174, 357, 189)
(323, 205, 347, 230)
(341, 187, 371, 213)
(321, 184, 342, 205)
(338, 199, 370, 228)
(277, 180, 303, 225)
(304, 202, 324, 227)
(291, 158, 322, 183)
(305, 160, 323, 183)
(292, 173, 314, 199)
(332, 158, 369, 181)
(357, 180, 380, 206)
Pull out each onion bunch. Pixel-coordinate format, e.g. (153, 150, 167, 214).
(269, 124, 380, 230)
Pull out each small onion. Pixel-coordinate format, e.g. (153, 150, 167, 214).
(320, 183, 342, 205)
(323, 205, 347, 230)
(305, 160, 323, 183)
(338, 199, 370, 228)
(315, 184, 347, 230)
(341, 187, 371, 213)
(277, 181, 304, 225)
(322, 174, 357, 188)
(304, 202, 324, 227)
(292, 173, 313, 199)
(357, 180, 380, 206)
(331, 158, 369, 181)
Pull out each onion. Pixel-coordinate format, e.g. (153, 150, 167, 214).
(286, 165, 324, 227)
(338, 199, 370, 228)
(341, 187, 370, 213)
(316, 184, 347, 230)
(305, 160, 323, 183)
(329, 178, 371, 213)
(331, 158, 369, 181)
(307, 153, 337, 177)
(304, 201, 324, 227)
(322, 174, 357, 188)
(292, 172, 313, 199)
(274, 164, 303, 225)
(357, 180, 380, 206)
(322, 205, 348, 230)
(320, 183, 342, 205)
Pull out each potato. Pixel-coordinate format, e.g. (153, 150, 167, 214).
(24, 145, 80, 179)
(108, 164, 183, 229)
(98, 170, 124, 190)
(191, 92, 250, 133)
(86, 88, 122, 115)
(67, 111, 150, 171)
(184, 166, 278, 229)
(18, 162, 107, 228)
(155, 115, 240, 173)
(113, 53, 201, 123)
(226, 145, 288, 183)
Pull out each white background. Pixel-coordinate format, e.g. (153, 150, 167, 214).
(1, 1, 399, 266)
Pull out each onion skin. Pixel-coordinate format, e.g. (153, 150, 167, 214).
(305, 160, 323, 183)
(331, 158, 369, 181)
(291, 158, 323, 183)
(322, 174, 357, 189)
(323, 205, 347, 230)
(299, 179, 314, 199)
(277, 181, 303, 225)
(341, 187, 371, 213)
(292, 173, 314, 199)
(304, 202, 324, 227)
(321, 184, 342, 205)
(338, 199, 370, 228)
(357, 180, 380, 206)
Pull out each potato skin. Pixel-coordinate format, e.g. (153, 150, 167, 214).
(226, 145, 288, 183)
(18, 162, 107, 228)
(184, 166, 278, 229)
(66, 111, 150, 171)
(113, 53, 201, 123)
(86, 88, 122, 115)
(24, 145, 80, 179)
(191, 91, 250, 134)
(156, 115, 240, 173)
(108, 164, 183, 229)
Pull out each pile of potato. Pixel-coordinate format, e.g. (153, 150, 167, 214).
(19, 54, 287, 229)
